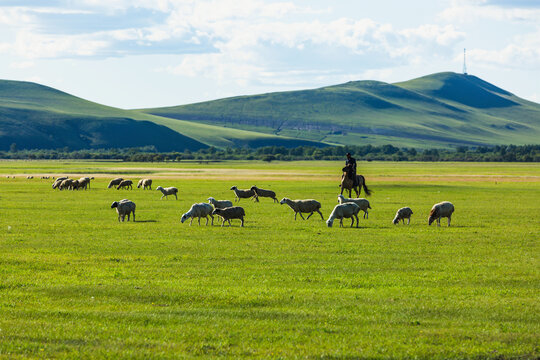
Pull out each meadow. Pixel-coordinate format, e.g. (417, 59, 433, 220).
(0, 160, 538, 359)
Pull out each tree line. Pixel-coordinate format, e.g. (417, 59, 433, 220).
(1, 144, 539, 162)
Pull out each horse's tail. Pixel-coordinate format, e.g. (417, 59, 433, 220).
(360, 176, 371, 196)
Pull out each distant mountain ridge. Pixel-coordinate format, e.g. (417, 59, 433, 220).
(143, 72, 540, 148)
(1, 72, 539, 151)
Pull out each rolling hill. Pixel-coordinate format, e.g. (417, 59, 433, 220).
(0, 80, 327, 151)
(143, 72, 540, 148)
(1, 72, 539, 151)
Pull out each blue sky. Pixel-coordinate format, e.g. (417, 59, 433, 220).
(0, 0, 539, 108)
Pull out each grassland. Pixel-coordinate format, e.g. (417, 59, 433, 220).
(0, 161, 538, 359)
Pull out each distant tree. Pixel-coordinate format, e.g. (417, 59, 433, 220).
(9, 143, 17, 153)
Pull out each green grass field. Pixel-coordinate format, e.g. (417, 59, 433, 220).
(0, 161, 538, 359)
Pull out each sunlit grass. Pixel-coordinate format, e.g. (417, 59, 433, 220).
(0, 161, 538, 359)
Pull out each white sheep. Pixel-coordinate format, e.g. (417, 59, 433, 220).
(230, 186, 257, 202)
(326, 203, 361, 228)
(75, 177, 90, 190)
(58, 178, 75, 190)
(117, 179, 133, 190)
(429, 201, 455, 227)
(212, 207, 245, 227)
(80, 177, 92, 189)
(337, 194, 371, 219)
(207, 197, 233, 209)
(279, 198, 324, 220)
(393, 207, 413, 225)
(156, 186, 178, 200)
(52, 177, 68, 189)
(110, 199, 136, 222)
(181, 203, 214, 226)
(108, 178, 123, 189)
(137, 178, 152, 190)
(250, 186, 277, 203)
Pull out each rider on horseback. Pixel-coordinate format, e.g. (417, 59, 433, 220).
(345, 153, 358, 187)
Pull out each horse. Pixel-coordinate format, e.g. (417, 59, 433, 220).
(340, 166, 371, 198)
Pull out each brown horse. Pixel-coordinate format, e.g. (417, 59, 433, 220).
(340, 167, 371, 198)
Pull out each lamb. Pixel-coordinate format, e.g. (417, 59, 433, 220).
(117, 179, 133, 190)
(137, 178, 152, 190)
(250, 186, 277, 203)
(207, 197, 233, 209)
(181, 203, 214, 226)
(279, 198, 324, 220)
(108, 178, 123, 189)
(230, 186, 257, 202)
(393, 207, 413, 225)
(337, 194, 371, 219)
(156, 186, 178, 200)
(212, 207, 245, 227)
(428, 201, 455, 227)
(110, 199, 136, 222)
(326, 203, 361, 228)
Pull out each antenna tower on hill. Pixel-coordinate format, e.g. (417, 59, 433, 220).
(463, 48, 468, 75)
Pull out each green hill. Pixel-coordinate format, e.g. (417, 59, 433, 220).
(0, 80, 326, 151)
(1, 72, 539, 151)
(143, 72, 540, 148)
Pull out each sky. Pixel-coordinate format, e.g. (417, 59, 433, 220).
(0, 0, 539, 109)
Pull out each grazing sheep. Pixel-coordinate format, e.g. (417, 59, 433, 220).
(230, 186, 257, 202)
(75, 177, 90, 190)
(110, 199, 136, 222)
(70, 179, 80, 190)
(250, 186, 277, 203)
(117, 179, 133, 190)
(181, 203, 214, 226)
(27, 176, 34, 179)
(337, 194, 371, 219)
(212, 206, 245, 227)
(107, 178, 123, 189)
(326, 203, 361, 228)
(429, 201, 455, 227)
(58, 179, 75, 190)
(280, 198, 324, 220)
(156, 186, 178, 200)
(80, 177, 92, 189)
(393, 207, 413, 225)
(137, 178, 152, 190)
(207, 197, 233, 209)
(52, 178, 66, 189)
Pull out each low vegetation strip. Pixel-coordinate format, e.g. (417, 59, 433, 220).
(0, 161, 538, 358)
(2, 144, 539, 162)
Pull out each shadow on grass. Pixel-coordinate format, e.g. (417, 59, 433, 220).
(134, 220, 158, 223)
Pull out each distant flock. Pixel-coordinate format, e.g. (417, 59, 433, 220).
(13, 175, 455, 228)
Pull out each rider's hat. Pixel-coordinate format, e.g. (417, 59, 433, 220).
(346, 152, 351, 157)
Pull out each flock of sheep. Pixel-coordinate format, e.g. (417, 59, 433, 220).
(46, 175, 455, 228)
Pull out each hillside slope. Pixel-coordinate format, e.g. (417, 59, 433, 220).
(143, 72, 540, 148)
(0, 80, 327, 150)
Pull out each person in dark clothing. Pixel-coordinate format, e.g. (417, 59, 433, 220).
(345, 153, 358, 187)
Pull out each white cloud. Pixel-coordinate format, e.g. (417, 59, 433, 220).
(10, 60, 34, 69)
(9, 31, 110, 59)
(440, 0, 540, 22)
(465, 30, 540, 69)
